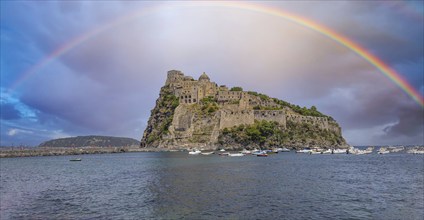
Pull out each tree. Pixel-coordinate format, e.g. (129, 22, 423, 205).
(230, 86, 243, 91)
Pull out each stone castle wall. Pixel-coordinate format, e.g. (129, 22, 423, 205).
(254, 110, 286, 127)
(163, 70, 341, 145)
(217, 91, 243, 102)
(286, 114, 333, 131)
(219, 110, 255, 129)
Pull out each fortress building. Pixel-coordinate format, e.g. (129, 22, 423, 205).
(140, 70, 345, 149)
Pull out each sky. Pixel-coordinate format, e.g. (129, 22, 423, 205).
(1, 1, 423, 146)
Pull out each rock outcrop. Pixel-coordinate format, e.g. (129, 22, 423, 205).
(141, 70, 348, 150)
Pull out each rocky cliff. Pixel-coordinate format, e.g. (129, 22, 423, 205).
(140, 70, 348, 150)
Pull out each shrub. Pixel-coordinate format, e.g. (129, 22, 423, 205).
(230, 87, 243, 91)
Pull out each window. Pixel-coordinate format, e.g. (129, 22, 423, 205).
(193, 99, 196, 102)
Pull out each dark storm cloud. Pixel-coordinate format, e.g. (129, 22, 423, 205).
(0, 103, 21, 120)
(1, 1, 423, 146)
(382, 105, 424, 138)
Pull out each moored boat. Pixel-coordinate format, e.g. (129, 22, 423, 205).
(188, 149, 201, 155)
(310, 150, 322, 154)
(70, 158, 82, 161)
(200, 152, 214, 155)
(280, 147, 290, 152)
(378, 147, 390, 154)
(228, 153, 244, 157)
(322, 149, 332, 154)
(240, 149, 251, 154)
(332, 149, 347, 154)
(296, 148, 312, 153)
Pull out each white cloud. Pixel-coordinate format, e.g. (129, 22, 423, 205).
(7, 128, 33, 136)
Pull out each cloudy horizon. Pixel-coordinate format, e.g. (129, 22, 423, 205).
(1, 1, 423, 146)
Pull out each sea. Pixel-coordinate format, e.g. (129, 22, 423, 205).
(0, 151, 423, 219)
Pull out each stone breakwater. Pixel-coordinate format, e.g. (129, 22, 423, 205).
(0, 147, 162, 158)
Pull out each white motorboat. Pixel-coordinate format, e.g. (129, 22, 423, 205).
(240, 149, 251, 154)
(219, 149, 226, 152)
(322, 149, 332, 154)
(201, 152, 214, 155)
(188, 149, 201, 155)
(280, 147, 290, 152)
(310, 150, 322, 154)
(228, 153, 244, 157)
(252, 150, 266, 155)
(378, 147, 390, 154)
(364, 147, 374, 154)
(349, 147, 368, 155)
(407, 148, 424, 154)
(296, 148, 312, 153)
(332, 149, 347, 154)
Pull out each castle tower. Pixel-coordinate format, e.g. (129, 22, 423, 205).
(198, 72, 210, 82)
(166, 70, 184, 85)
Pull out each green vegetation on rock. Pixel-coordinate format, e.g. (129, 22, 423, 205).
(199, 96, 219, 115)
(219, 119, 344, 149)
(249, 90, 328, 118)
(219, 120, 286, 148)
(144, 85, 179, 145)
(230, 86, 243, 91)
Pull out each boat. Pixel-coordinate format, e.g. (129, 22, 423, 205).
(280, 147, 290, 152)
(387, 146, 404, 153)
(364, 147, 374, 154)
(219, 149, 226, 152)
(310, 150, 322, 154)
(332, 149, 347, 154)
(348, 147, 367, 155)
(252, 149, 262, 155)
(256, 152, 268, 157)
(296, 148, 312, 153)
(322, 149, 332, 154)
(407, 147, 424, 154)
(219, 152, 230, 156)
(188, 149, 201, 155)
(70, 158, 82, 161)
(228, 153, 244, 157)
(240, 149, 251, 154)
(200, 152, 214, 155)
(378, 147, 390, 154)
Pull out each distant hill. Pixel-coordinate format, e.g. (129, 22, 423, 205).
(39, 136, 140, 148)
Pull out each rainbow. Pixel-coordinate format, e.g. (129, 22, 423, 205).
(10, 1, 424, 108)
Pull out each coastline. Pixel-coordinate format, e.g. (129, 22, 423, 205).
(0, 146, 166, 158)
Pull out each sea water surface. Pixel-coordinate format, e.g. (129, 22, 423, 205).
(1, 152, 423, 219)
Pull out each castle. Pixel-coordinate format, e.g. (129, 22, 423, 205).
(140, 70, 341, 148)
(166, 70, 284, 110)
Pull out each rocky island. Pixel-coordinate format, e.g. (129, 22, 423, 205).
(141, 70, 348, 150)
